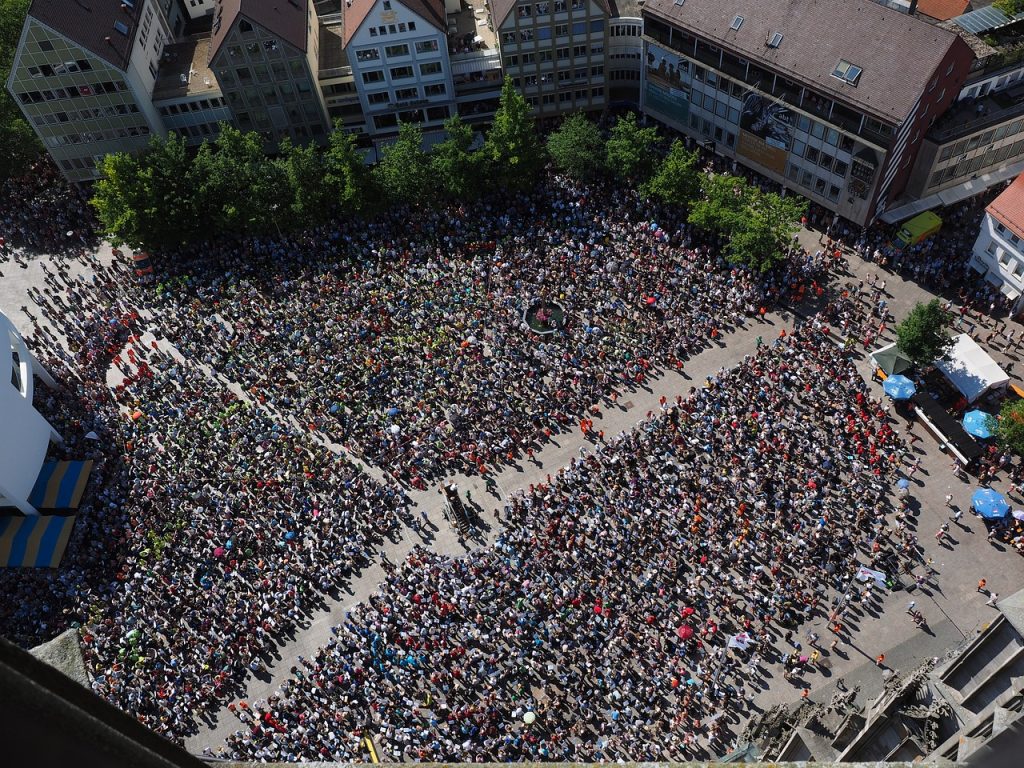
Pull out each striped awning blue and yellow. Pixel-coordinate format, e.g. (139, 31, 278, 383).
(0, 515, 77, 568)
(27, 460, 94, 511)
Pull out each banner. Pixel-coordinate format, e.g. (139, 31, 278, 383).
(737, 91, 794, 176)
(855, 564, 887, 589)
(644, 44, 691, 127)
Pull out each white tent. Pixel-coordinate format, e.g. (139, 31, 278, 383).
(870, 342, 914, 375)
(0, 311, 62, 516)
(935, 333, 1010, 404)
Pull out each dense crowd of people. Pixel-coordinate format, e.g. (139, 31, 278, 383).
(218, 323, 910, 762)
(0, 158, 97, 255)
(1, 253, 411, 739)
(143, 175, 829, 486)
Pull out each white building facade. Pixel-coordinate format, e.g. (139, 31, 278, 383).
(344, 0, 455, 136)
(969, 174, 1024, 315)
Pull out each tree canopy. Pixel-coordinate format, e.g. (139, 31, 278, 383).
(431, 115, 483, 201)
(483, 77, 545, 193)
(374, 121, 432, 205)
(995, 398, 1024, 457)
(605, 112, 660, 184)
(643, 139, 701, 208)
(323, 122, 375, 213)
(0, 0, 41, 178)
(895, 299, 954, 368)
(546, 113, 605, 181)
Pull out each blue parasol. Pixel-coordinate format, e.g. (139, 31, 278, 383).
(883, 374, 916, 400)
(972, 488, 1010, 520)
(962, 410, 994, 439)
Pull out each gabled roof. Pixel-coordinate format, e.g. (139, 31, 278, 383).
(27, 0, 141, 72)
(342, 0, 446, 47)
(642, 0, 969, 124)
(210, 0, 311, 63)
(491, 0, 611, 28)
(917, 0, 972, 22)
(987, 173, 1024, 243)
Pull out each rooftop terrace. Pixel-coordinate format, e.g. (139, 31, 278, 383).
(152, 36, 219, 101)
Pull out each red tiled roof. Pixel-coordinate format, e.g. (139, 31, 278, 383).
(28, 0, 140, 71)
(988, 174, 1024, 243)
(342, 0, 446, 47)
(916, 0, 971, 22)
(210, 0, 311, 63)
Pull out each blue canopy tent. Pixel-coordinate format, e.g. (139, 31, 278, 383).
(972, 488, 1010, 520)
(883, 374, 917, 400)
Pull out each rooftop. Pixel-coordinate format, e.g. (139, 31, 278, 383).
(928, 77, 1024, 141)
(318, 21, 349, 76)
(342, 0, 447, 47)
(917, 0, 972, 22)
(987, 172, 1024, 242)
(27, 0, 140, 71)
(211, 0, 311, 63)
(448, 0, 498, 58)
(152, 36, 220, 101)
(642, 0, 970, 124)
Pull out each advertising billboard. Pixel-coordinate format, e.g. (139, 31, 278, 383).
(737, 91, 794, 176)
(644, 44, 690, 127)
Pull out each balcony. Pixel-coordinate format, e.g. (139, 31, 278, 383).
(929, 84, 1024, 143)
(452, 50, 503, 94)
(447, 0, 498, 57)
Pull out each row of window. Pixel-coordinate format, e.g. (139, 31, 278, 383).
(17, 80, 128, 104)
(610, 24, 640, 37)
(33, 102, 140, 126)
(502, 20, 603, 44)
(225, 39, 283, 61)
(362, 61, 443, 85)
(516, 0, 587, 17)
(930, 141, 1024, 189)
(368, 21, 418, 38)
(609, 69, 639, 81)
(505, 45, 597, 67)
(995, 222, 1023, 248)
(525, 86, 603, 108)
(372, 104, 449, 130)
(686, 113, 737, 149)
(59, 156, 95, 172)
(46, 125, 149, 147)
(515, 65, 603, 87)
(366, 83, 447, 105)
(25, 59, 94, 78)
(355, 40, 439, 63)
(157, 97, 226, 116)
(787, 162, 843, 202)
(938, 120, 1024, 163)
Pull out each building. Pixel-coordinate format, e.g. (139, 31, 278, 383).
(6, 0, 181, 183)
(342, 0, 456, 136)
(639, 0, 975, 225)
(208, 0, 332, 145)
(892, 11, 1024, 219)
(606, 0, 643, 108)
(969, 173, 1024, 314)
(489, 0, 612, 119)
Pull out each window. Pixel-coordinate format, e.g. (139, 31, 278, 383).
(420, 61, 442, 76)
(383, 0, 392, 8)
(805, 146, 819, 164)
(425, 83, 446, 96)
(518, 3, 532, 16)
(395, 87, 418, 100)
(39, 39, 53, 52)
(555, 24, 568, 37)
(730, 15, 743, 31)
(370, 27, 377, 37)
(409, 22, 416, 30)
(357, 48, 380, 62)
(385, 44, 409, 57)
(767, 32, 783, 48)
(832, 59, 862, 86)
(522, 52, 535, 64)
(362, 70, 384, 84)
(554, 0, 566, 10)
(390, 66, 414, 80)
(571, 0, 584, 8)
(557, 47, 569, 60)
(572, 21, 586, 35)
(536, 2, 549, 14)
(415, 40, 439, 54)
(114, 20, 130, 36)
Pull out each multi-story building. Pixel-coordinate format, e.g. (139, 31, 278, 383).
(639, 0, 974, 225)
(343, 0, 456, 136)
(969, 173, 1024, 314)
(491, 0, 611, 118)
(894, 9, 1024, 216)
(606, 0, 642, 108)
(6, 0, 180, 183)
(208, 0, 331, 145)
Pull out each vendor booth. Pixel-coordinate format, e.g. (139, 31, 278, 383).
(935, 333, 1010, 404)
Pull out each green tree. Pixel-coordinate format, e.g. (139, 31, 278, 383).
(688, 173, 750, 234)
(195, 124, 288, 236)
(91, 133, 200, 249)
(994, 0, 1024, 17)
(0, 0, 40, 177)
(725, 189, 805, 273)
(642, 139, 701, 208)
(895, 299, 954, 367)
(995, 398, 1024, 457)
(483, 76, 545, 193)
(605, 111, 659, 184)
(277, 137, 331, 228)
(374, 121, 432, 205)
(324, 122, 374, 212)
(430, 114, 482, 201)
(546, 113, 605, 181)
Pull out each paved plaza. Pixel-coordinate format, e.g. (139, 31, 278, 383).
(3, 216, 1024, 759)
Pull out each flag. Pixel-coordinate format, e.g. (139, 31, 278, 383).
(728, 632, 752, 650)
(856, 565, 887, 589)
